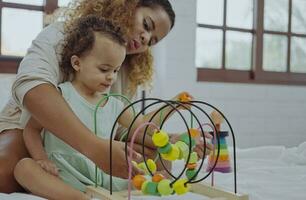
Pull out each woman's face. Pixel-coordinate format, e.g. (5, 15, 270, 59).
(127, 6, 172, 55)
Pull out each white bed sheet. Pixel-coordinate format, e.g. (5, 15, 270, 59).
(1, 142, 306, 200)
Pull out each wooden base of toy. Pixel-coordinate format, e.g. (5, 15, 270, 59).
(86, 183, 249, 200)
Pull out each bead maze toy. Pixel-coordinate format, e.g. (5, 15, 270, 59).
(85, 94, 249, 200)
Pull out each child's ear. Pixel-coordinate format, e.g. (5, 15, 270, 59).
(71, 55, 80, 72)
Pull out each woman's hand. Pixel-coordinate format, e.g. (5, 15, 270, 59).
(36, 159, 59, 177)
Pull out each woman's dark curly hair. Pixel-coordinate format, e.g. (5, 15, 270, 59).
(61, 0, 175, 96)
(60, 15, 126, 81)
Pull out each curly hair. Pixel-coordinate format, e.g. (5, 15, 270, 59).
(61, 0, 175, 96)
(60, 15, 126, 81)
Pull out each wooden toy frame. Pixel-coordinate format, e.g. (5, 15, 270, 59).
(85, 182, 249, 200)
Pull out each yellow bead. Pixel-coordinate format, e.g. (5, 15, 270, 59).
(161, 144, 180, 161)
(173, 179, 190, 195)
(157, 179, 173, 196)
(146, 159, 157, 174)
(152, 130, 169, 147)
(137, 162, 149, 174)
(175, 141, 189, 160)
(141, 181, 149, 194)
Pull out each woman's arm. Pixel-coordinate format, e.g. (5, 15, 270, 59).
(24, 84, 140, 179)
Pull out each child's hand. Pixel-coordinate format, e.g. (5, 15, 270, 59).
(36, 159, 59, 177)
(193, 134, 214, 159)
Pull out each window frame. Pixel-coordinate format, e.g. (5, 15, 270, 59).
(197, 0, 306, 85)
(0, 0, 58, 73)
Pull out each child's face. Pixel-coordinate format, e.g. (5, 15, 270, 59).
(72, 33, 126, 94)
(126, 6, 172, 55)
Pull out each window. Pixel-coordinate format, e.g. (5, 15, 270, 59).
(0, 0, 58, 73)
(196, 0, 306, 85)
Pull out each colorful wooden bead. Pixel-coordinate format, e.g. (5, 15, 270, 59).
(186, 169, 197, 180)
(146, 159, 157, 174)
(137, 162, 148, 174)
(158, 142, 172, 154)
(174, 141, 189, 160)
(186, 152, 198, 163)
(141, 180, 149, 194)
(179, 133, 196, 148)
(187, 162, 197, 170)
(146, 181, 159, 196)
(178, 93, 192, 102)
(152, 173, 164, 183)
(173, 179, 190, 195)
(189, 128, 200, 138)
(152, 130, 169, 147)
(161, 144, 180, 161)
(132, 175, 147, 190)
(157, 179, 173, 196)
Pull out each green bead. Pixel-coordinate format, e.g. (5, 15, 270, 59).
(179, 133, 195, 148)
(158, 142, 172, 154)
(186, 169, 197, 180)
(146, 181, 159, 196)
(185, 152, 198, 163)
(157, 179, 173, 196)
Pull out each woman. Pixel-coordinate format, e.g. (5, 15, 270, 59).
(0, 0, 175, 193)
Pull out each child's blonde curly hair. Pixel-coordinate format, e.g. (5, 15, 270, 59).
(60, 0, 175, 96)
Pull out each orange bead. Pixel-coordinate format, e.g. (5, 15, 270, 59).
(152, 173, 164, 183)
(132, 175, 147, 190)
(187, 163, 197, 170)
(178, 93, 192, 102)
(189, 128, 200, 138)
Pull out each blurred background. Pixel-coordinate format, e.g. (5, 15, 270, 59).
(0, 0, 305, 148)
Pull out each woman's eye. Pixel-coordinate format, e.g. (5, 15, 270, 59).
(143, 19, 150, 31)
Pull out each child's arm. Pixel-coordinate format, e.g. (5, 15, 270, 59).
(24, 117, 59, 176)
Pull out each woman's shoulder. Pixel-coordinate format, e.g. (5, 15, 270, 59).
(34, 21, 65, 44)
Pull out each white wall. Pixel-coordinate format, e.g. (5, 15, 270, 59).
(150, 0, 306, 148)
(0, 74, 15, 111)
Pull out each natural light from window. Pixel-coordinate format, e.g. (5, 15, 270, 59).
(1, 8, 43, 56)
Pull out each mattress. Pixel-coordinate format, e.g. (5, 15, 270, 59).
(1, 141, 306, 199)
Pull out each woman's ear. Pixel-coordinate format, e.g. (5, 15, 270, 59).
(71, 55, 81, 72)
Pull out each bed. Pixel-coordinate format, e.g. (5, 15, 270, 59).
(1, 75, 306, 199)
(1, 142, 306, 200)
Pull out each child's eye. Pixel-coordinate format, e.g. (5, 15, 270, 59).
(99, 68, 108, 72)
